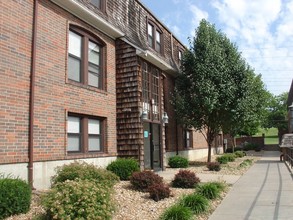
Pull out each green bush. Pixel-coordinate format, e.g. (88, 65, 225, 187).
(179, 194, 209, 214)
(148, 183, 171, 201)
(42, 179, 114, 220)
(207, 162, 221, 171)
(209, 181, 226, 192)
(51, 161, 119, 187)
(197, 182, 221, 200)
(106, 158, 139, 180)
(168, 156, 189, 168)
(172, 170, 200, 188)
(0, 177, 31, 219)
(234, 151, 246, 158)
(239, 159, 253, 168)
(226, 147, 243, 153)
(216, 153, 235, 164)
(159, 204, 193, 220)
(243, 142, 260, 151)
(130, 170, 163, 191)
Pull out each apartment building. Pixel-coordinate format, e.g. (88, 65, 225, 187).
(0, 0, 220, 189)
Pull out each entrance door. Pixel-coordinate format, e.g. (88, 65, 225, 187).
(143, 123, 161, 170)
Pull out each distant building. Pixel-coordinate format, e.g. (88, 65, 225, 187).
(0, 0, 222, 189)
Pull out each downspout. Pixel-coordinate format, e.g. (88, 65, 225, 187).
(28, 0, 38, 189)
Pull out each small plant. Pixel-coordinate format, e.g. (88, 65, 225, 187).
(234, 151, 246, 158)
(239, 159, 253, 168)
(159, 204, 193, 220)
(209, 181, 227, 192)
(42, 179, 114, 220)
(148, 183, 171, 201)
(216, 155, 229, 164)
(179, 194, 209, 214)
(197, 182, 221, 200)
(216, 153, 235, 164)
(168, 155, 189, 168)
(207, 162, 221, 171)
(243, 142, 259, 151)
(0, 177, 32, 219)
(226, 147, 243, 153)
(130, 170, 163, 191)
(172, 170, 200, 188)
(51, 161, 119, 187)
(106, 158, 139, 180)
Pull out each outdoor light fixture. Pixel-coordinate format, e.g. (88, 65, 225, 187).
(162, 112, 169, 124)
(141, 110, 148, 120)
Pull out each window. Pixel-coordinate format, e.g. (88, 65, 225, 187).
(178, 50, 182, 63)
(142, 61, 161, 122)
(184, 130, 193, 148)
(67, 114, 104, 153)
(147, 21, 163, 53)
(90, 0, 106, 11)
(90, 0, 101, 8)
(68, 26, 104, 89)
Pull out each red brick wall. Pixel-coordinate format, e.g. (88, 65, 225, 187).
(0, 0, 117, 164)
(0, 0, 33, 163)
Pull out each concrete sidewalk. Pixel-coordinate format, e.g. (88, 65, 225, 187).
(209, 151, 293, 220)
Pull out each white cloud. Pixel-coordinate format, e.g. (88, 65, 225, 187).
(188, 4, 209, 36)
(141, 0, 293, 95)
(209, 0, 293, 95)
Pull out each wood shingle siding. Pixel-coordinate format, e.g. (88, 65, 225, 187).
(116, 39, 143, 163)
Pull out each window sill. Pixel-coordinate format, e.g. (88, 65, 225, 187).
(66, 80, 108, 95)
(66, 151, 116, 159)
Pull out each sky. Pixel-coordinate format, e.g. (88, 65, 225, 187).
(140, 0, 293, 96)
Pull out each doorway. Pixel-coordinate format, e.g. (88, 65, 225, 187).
(143, 123, 161, 170)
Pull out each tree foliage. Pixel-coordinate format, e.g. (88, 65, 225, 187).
(173, 19, 268, 162)
(263, 92, 288, 133)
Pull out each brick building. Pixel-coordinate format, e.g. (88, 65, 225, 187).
(0, 0, 221, 189)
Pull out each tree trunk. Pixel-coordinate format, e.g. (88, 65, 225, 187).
(207, 143, 212, 162)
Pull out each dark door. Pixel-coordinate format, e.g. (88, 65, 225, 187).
(143, 123, 161, 170)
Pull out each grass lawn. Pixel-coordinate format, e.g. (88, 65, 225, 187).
(254, 128, 278, 145)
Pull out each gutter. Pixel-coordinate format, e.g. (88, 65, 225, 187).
(50, 0, 124, 39)
(28, 0, 38, 189)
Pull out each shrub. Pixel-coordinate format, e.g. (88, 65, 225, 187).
(130, 170, 163, 191)
(159, 204, 193, 220)
(243, 142, 259, 151)
(148, 183, 171, 201)
(0, 177, 31, 219)
(106, 158, 139, 180)
(42, 179, 114, 220)
(207, 162, 221, 171)
(225, 148, 232, 153)
(234, 151, 246, 158)
(168, 156, 189, 168)
(225, 147, 243, 153)
(209, 181, 227, 192)
(216, 155, 229, 164)
(216, 153, 235, 164)
(51, 161, 119, 187)
(197, 182, 221, 200)
(179, 194, 209, 214)
(172, 170, 200, 188)
(239, 159, 253, 168)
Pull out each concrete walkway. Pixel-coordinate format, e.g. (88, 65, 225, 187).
(209, 151, 293, 220)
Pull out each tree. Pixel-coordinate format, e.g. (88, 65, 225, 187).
(263, 92, 289, 139)
(173, 19, 268, 162)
